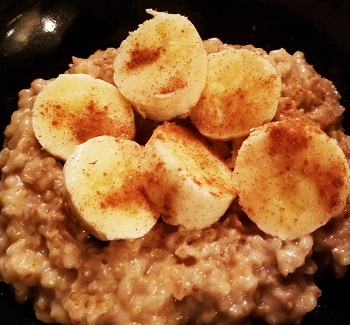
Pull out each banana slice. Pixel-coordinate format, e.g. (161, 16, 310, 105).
(32, 74, 135, 161)
(190, 48, 281, 140)
(64, 136, 159, 241)
(142, 122, 237, 229)
(233, 119, 350, 240)
(113, 9, 208, 121)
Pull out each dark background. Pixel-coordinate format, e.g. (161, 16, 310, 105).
(1, 0, 350, 324)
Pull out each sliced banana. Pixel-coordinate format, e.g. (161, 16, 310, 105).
(64, 136, 159, 241)
(233, 119, 350, 240)
(32, 74, 135, 161)
(142, 122, 237, 229)
(190, 48, 281, 140)
(113, 9, 208, 121)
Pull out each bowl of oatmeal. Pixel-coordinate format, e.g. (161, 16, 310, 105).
(1, 1, 350, 325)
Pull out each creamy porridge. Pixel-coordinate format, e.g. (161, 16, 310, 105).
(1, 10, 350, 325)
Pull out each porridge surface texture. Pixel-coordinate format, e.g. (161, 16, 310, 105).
(0, 39, 350, 325)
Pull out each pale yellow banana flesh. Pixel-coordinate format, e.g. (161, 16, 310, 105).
(232, 119, 350, 240)
(32, 74, 135, 161)
(29, 9, 350, 242)
(113, 9, 208, 121)
(190, 48, 281, 140)
(142, 122, 237, 229)
(64, 136, 159, 241)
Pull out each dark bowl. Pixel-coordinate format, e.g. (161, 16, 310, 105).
(1, 0, 350, 324)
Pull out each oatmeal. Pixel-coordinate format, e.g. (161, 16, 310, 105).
(1, 10, 350, 325)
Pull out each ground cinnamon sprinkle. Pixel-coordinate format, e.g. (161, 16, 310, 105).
(99, 180, 147, 210)
(314, 165, 345, 214)
(46, 102, 69, 127)
(158, 76, 187, 94)
(267, 120, 309, 158)
(126, 44, 162, 70)
(71, 100, 132, 143)
(266, 120, 347, 215)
